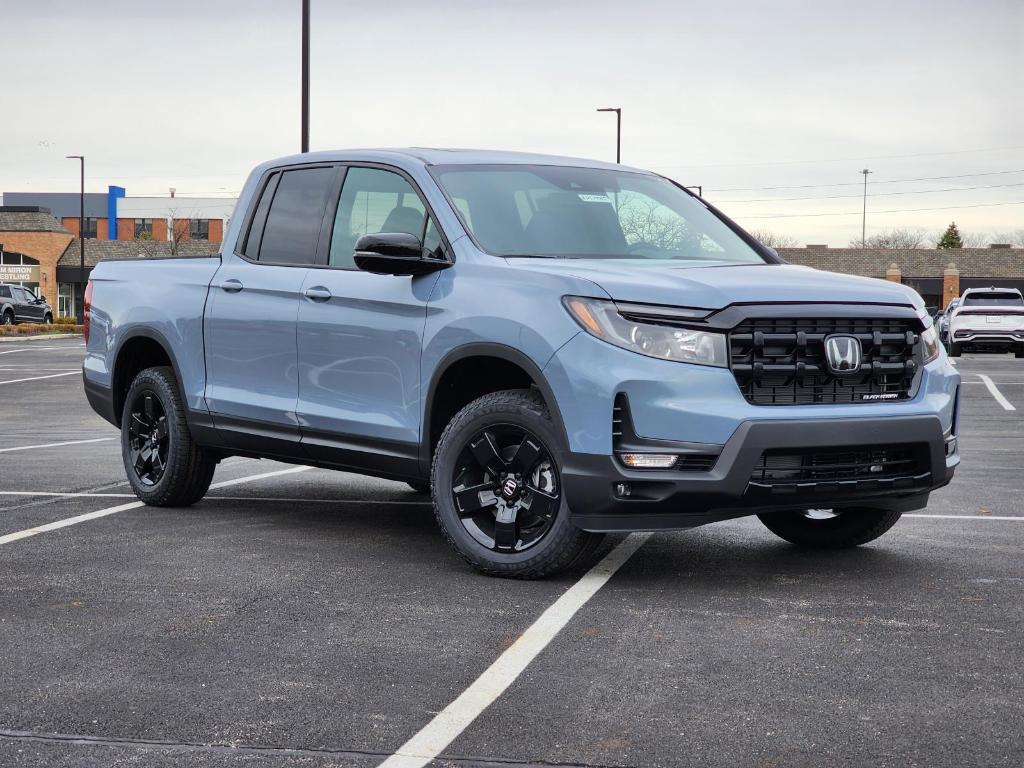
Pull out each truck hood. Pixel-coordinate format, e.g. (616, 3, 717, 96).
(508, 259, 921, 310)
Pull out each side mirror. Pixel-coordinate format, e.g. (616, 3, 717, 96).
(353, 232, 451, 277)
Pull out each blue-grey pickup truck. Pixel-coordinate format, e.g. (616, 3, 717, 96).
(83, 149, 960, 578)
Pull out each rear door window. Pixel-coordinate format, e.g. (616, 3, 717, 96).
(254, 167, 335, 265)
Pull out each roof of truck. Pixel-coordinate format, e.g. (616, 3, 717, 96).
(260, 148, 649, 174)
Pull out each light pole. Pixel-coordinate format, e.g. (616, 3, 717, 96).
(66, 154, 85, 322)
(301, 0, 310, 152)
(597, 107, 621, 163)
(860, 168, 872, 248)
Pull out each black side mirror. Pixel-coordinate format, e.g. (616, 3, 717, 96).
(353, 232, 450, 277)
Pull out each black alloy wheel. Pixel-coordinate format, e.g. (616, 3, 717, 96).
(451, 424, 560, 553)
(126, 390, 170, 486)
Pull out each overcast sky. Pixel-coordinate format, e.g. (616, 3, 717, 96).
(3, 0, 1021, 245)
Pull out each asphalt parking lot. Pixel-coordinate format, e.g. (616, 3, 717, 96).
(0, 338, 1021, 768)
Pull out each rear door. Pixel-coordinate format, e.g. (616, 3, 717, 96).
(14, 287, 42, 322)
(203, 164, 338, 457)
(295, 165, 446, 475)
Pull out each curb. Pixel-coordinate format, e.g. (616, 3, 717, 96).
(0, 333, 83, 343)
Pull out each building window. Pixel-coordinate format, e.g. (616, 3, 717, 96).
(190, 219, 210, 240)
(135, 218, 154, 238)
(82, 217, 98, 238)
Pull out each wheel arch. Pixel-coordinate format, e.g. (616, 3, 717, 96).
(420, 343, 568, 475)
(110, 329, 188, 428)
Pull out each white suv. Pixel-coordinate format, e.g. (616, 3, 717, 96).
(948, 287, 1024, 357)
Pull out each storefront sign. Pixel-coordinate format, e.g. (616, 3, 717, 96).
(0, 265, 40, 282)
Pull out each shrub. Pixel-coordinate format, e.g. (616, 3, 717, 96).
(0, 323, 83, 337)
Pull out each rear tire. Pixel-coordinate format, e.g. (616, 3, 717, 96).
(431, 389, 604, 579)
(121, 366, 217, 506)
(758, 507, 902, 549)
(949, 341, 962, 357)
(1015, 348, 1024, 359)
(1, 311, 12, 326)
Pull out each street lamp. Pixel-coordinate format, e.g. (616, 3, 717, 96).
(66, 154, 85, 323)
(301, 0, 310, 152)
(860, 168, 872, 249)
(596, 107, 621, 163)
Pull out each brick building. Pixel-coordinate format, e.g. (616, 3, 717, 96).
(2, 188, 234, 245)
(0, 207, 73, 310)
(778, 245, 1024, 310)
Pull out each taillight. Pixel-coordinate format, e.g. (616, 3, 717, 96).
(83, 280, 94, 343)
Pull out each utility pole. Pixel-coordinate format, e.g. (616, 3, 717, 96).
(301, 0, 310, 152)
(66, 154, 85, 322)
(596, 107, 621, 163)
(860, 168, 872, 248)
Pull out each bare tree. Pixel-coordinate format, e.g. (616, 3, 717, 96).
(848, 228, 928, 249)
(618, 195, 693, 251)
(960, 230, 1024, 248)
(748, 229, 799, 248)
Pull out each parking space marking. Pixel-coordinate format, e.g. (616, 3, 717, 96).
(978, 374, 1017, 410)
(0, 371, 79, 386)
(0, 346, 75, 355)
(377, 532, 651, 768)
(904, 513, 1024, 520)
(0, 465, 312, 546)
(0, 437, 116, 453)
(0, 490, 431, 505)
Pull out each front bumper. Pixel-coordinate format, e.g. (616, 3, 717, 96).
(563, 414, 958, 532)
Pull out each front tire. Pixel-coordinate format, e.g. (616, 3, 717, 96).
(431, 389, 604, 579)
(43, 313, 53, 325)
(121, 366, 217, 506)
(758, 507, 902, 549)
(949, 341, 962, 357)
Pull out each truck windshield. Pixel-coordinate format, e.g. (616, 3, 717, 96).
(431, 164, 765, 263)
(962, 293, 1024, 306)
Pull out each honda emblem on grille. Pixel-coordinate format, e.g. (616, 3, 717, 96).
(824, 334, 862, 374)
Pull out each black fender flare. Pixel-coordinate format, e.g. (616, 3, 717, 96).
(109, 327, 191, 427)
(419, 342, 569, 474)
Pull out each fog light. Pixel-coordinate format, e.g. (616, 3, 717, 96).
(619, 453, 677, 469)
(615, 483, 632, 497)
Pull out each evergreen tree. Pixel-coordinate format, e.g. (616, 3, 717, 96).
(937, 222, 963, 249)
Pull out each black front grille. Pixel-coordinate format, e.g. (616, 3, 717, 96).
(748, 444, 931, 495)
(729, 317, 919, 405)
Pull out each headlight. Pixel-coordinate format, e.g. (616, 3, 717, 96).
(563, 296, 728, 367)
(920, 324, 940, 363)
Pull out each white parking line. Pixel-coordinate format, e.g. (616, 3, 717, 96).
(0, 371, 79, 386)
(377, 532, 651, 768)
(0, 490, 430, 505)
(0, 437, 116, 454)
(0, 465, 312, 546)
(0, 346, 74, 355)
(978, 374, 1016, 411)
(904, 513, 1024, 520)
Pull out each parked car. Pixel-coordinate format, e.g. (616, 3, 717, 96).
(82, 149, 960, 578)
(0, 283, 53, 325)
(936, 297, 960, 344)
(947, 287, 1024, 357)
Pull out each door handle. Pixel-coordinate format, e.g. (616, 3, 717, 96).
(220, 279, 244, 293)
(304, 286, 332, 302)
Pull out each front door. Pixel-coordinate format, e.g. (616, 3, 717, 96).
(204, 164, 338, 457)
(296, 166, 444, 476)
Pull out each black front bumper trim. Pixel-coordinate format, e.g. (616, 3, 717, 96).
(563, 414, 956, 532)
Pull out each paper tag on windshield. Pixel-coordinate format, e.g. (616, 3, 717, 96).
(578, 193, 611, 203)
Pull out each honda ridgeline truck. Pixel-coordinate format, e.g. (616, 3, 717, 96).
(83, 150, 960, 578)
